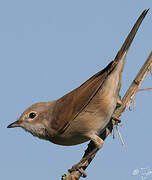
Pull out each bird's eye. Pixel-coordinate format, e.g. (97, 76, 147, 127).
(29, 112, 36, 119)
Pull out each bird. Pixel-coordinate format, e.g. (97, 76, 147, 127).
(7, 9, 148, 177)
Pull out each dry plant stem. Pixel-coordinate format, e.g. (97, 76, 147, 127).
(62, 52, 152, 180)
(114, 51, 152, 118)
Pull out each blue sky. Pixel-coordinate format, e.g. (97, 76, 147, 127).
(1, 1, 152, 180)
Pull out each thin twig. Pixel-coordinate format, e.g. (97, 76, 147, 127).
(115, 126, 126, 147)
(138, 88, 152, 91)
(62, 52, 152, 180)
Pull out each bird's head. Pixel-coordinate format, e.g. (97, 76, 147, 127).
(7, 102, 54, 139)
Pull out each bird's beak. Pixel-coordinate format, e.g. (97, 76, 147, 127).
(7, 120, 21, 128)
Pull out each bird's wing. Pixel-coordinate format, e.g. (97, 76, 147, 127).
(51, 9, 148, 134)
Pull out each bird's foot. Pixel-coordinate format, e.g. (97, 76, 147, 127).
(112, 116, 121, 123)
(68, 159, 88, 178)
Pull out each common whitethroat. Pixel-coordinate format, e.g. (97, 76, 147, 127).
(8, 9, 149, 177)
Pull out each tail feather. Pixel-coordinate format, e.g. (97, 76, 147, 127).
(114, 9, 149, 63)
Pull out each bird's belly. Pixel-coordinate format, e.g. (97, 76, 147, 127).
(50, 133, 90, 146)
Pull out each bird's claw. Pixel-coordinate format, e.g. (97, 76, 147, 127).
(68, 163, 87, 178)
(112, 116, 121, 123)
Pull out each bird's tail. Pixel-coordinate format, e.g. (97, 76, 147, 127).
(114, 9, 149, 64)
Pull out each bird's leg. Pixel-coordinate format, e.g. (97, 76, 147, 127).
(112, 116, 121, 123)
(69, 135, 104, 177)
